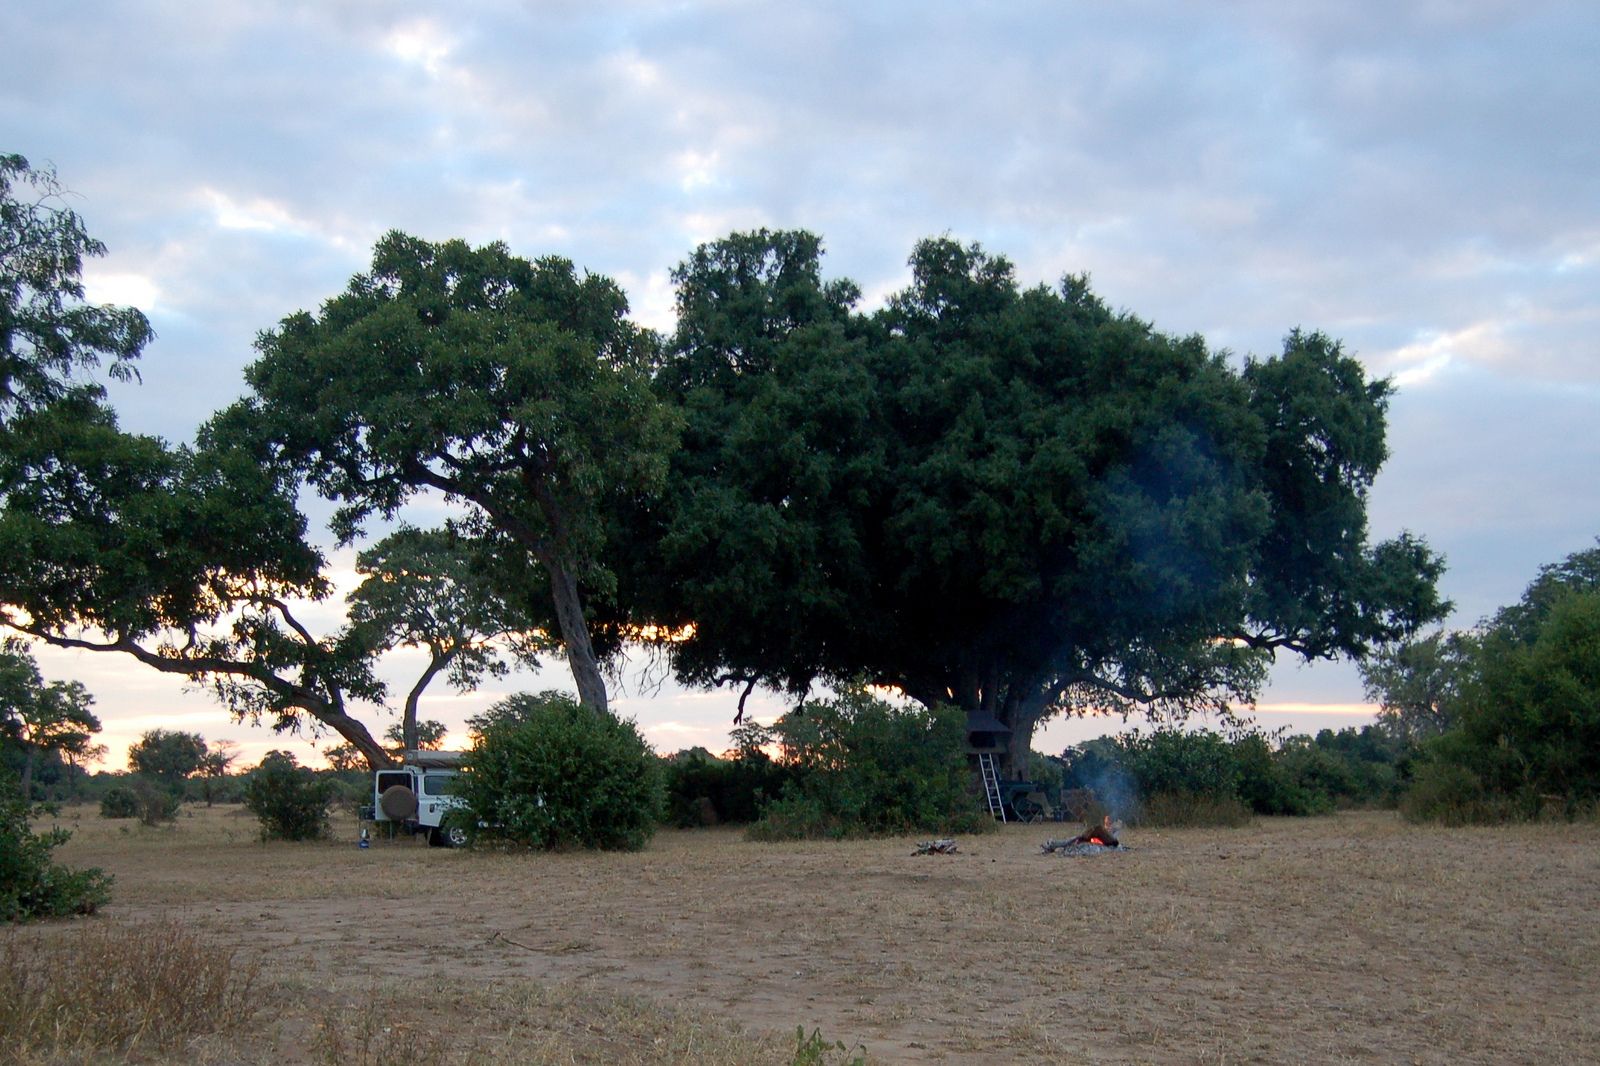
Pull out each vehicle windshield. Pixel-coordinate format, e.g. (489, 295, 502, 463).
(422, 773, 458, 796)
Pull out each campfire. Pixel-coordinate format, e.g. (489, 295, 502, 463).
(1074, 815, 1120, 847)
(1041, 815, 1127, 855)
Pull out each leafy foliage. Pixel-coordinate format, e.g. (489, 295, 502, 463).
(1361, 630, 1474, 740)
(128, 728, 208, 793)
(0, 174, 583, 769)
(1, 768, 112, 921)
(461, 691, 662, 851)
(638, 230, 1446, 774)
(242, 233, 681, 715)
(1061, 723, 1413, 824)
(0, 641, 102, 801)
(383, 717, 449, 753)
(98, 785, 140, 819)
(0, 154, 150, 424)
(744, 691, 990, 840)
(660, 746, 793, 826)
(242, 750, 337, 841)
(352, 526, 547, 752)
(1386, 543, 1600, 822)
(98, 777, 180, 825)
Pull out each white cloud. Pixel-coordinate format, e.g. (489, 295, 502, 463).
(81, 268, 162, 314)
(673, 148, 722, 193)
(384, 19, 455, 78)
(200, 187, 303, 234)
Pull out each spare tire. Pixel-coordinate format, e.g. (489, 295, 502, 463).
(379, 784, 418, 820)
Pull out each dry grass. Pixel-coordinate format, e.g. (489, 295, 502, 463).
(0, 919, 260, 1063)
(14, 803, 1600, 1063)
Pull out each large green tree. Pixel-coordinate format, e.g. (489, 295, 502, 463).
(0, 162, 557, 769)
(642, 231, 1447, 773)
(238, 232, 681, 717)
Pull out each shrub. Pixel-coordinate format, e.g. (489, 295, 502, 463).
(1232, 733, 1332, 816)
(1130, 790, 1253, 828)
(1398, 761, 1526, 825)
(1, 769, 112, 922)
(98, 777, 180, 824)
(132, 777, 181, 825)
(242, 751, 337, 841)
(661, 746, 793, 827)
(462, 692, 663, 851)
(746, 692, 991, 841)
(99, 786, 141, 819)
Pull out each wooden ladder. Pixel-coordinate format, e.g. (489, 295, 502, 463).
(978, 751, 1006, 822)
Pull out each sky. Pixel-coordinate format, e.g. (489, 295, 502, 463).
(4, 0, 1598, 770)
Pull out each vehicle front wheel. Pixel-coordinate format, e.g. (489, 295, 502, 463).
(441, 823, 470, 848)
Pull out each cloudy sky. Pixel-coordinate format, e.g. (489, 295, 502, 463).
(5, 1, 1597, 768)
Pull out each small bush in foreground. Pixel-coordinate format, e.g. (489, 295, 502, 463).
(0, 919, 259, 1057)
(1, 770, 112, 922)
(463, 692, 662, 851)
(243, 750, 337, 841)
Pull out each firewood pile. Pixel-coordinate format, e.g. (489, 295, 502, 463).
(912, 838, 960, 855)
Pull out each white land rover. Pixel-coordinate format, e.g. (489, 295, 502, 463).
(367, 750, 471, 847)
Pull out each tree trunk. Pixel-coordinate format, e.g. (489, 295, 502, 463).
(402, 653, 448, 752)
(21, 745, 37, 802)
(323, 710, 396, 770)
(998, 679, 1056, 779)
(1004, 720, 1035, 780)
(546, 556, 610, 715)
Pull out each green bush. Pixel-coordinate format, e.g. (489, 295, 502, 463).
(2, 769, 112, 922)
(746, 692, 991, 841)
(1114, 728, 1242, 799)
(99, 786, 141, 819)
(1232, 733, 1333, 816)
(1398, 761, 1523, 825)
(1132, 790, 1253, 828)
(1391, 549, 1600, 822)
(242, 751, 337, 841)
(462, 692, 663, 851)
(1064, 724, 1410, 822)
(661, 746, 793, 827)
(100, 778, 179, 825)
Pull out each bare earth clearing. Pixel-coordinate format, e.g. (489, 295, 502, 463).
(15, 807, 1600, 1064)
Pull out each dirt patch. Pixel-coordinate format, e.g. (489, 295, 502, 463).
(23, 806, 1600, 1063)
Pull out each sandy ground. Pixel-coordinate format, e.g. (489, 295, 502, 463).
(24, 805, 1600, 1064)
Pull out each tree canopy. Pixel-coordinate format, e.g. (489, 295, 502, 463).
(637, 231, 1447, 771)
(238, 232, 681, 716)
(0, 153, 150, 423)
(0, 165, 562, 769)
(0, 160, 1446, 778)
